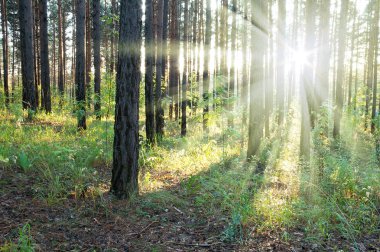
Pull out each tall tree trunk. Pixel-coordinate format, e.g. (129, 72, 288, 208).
(86, 0, 92, 108)
(92, 0, 101, 119)
(161, 0, 169, 80)
(111, 0, 142, 199)
(155, 0, 165, 138)
(145, 0, 155, 143)
(276, 0, 286, 125)
(247, 0, 266, 163)
(371, 0, 379, 133)
(181, 0, 189, 136)
(300, 0, 316, 160)
(241, 0, 249, 126)
(58, 0, 64, 99)
(347, 6, 357, 106)
(202, 0, 211, 132)
(110, 0, 116, 73)
(39, 0, 51, 113)
(75, 0, 86, 130)
(169, 0, 179, 121)
(19, 0, 36, 112)
(228, 0, 237, 127)
(1, 0, 9, 107)
(333, 0, 348, 138)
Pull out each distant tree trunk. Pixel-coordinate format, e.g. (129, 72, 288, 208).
(347, 7, 357, 107)
(39, 0, 51, 113)
(288, 0, 298, 109)
(75, 0, 86, 130)
(228, 0, 237, 127)
(52, 20, 56, 89)
(11, 29, 15, 101)
(316, 0, 330, 112)
(277, 0, 286, 125)
(181, 0, 189, 137)
(111, 0, 142, 199)
(86, 0, 92, 108)
(19, 0, 36, 112)
(110, 0, 116, 73)
(145, 0, 155, 143)
(300, 0, 316, 160)
(247, 1, 266, 162)
(92, 0, 101, 119)
(1, 0, 9, 107)
(333, 0, 348, 138)
(161, 0, 169, 80)
(155, 0, 165, 138)
(58, 0, 64, 99)
(33, 1, 40, 108)
(371, 0, 379, 133)
(241, 0, 249, 126)
(169, 0, 179, 121)
(202, 0, 211, 132)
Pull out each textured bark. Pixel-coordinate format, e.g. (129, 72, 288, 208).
(85, 0, 91, 108)
(92, 0, 101, 119)
(39, 0, 51, 113)
(19, 0, 36, 112)
(247, 0, 266, 161)
(75, 0, 87, 130)
(155, 0, 165, 138)
(58, 0, 64, 97)
(202, 0, 211, 132)
(333, 0, 348, 138)
(145, 0, 155, 143)
(110, 0, 116, 73)
(169, 0, 179, 120)
(111, 0, 142, 199)
(1, 0, 9, 107)
(181, 0, 189, 136)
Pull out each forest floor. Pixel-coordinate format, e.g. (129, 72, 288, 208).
(0, 107, 379, 251)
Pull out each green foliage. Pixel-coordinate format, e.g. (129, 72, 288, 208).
(0, 223, 34, 252)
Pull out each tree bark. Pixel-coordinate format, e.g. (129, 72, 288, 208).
(39, 0, 51, 113)
(92, 0, 101, 119)
(181, 0, 189, 136)
(1, 0, 9, 107)
(145, 0, 155, 143)
(202, 0, 211, 132)
(111, 0, 142, 199)
(75, 0, 87, 130)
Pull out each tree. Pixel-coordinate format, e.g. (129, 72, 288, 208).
(1, 0, 9, 107)
(181, 0, 189, 136)
(202, 0, 211, 132)
(169, 0, 179, 120)
(75, 0, 86, 130)
(247, 0, 266, 162)
(155, 0, 165, 138)
(371, 0, 379, 133)
(58, 0, 64, 99)
(18, 0, 36, 112)
(111, 0, 142, 199)
(39, 0, 51, 113)
(85, 0, 91, 108)
(333, 0, 348, 138)
(277, 0, 286, 125)
(145, 0, 155, 143)
(92, 0, 101, 119)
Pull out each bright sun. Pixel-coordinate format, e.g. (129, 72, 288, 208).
(293, 49, 309, 66)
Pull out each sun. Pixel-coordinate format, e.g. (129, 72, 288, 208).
(293, 48, 309, 66)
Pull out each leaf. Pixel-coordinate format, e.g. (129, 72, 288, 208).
(0, 155, 9, 163)
(18, 151, 31, 171)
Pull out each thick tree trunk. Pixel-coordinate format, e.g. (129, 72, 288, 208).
(111, 0, 142, 199)
(92, 0, 101, 119)
(19, 0, 36, 112)
(145, 0, 155, 143)
(1, 0, 9, 107)
(75, 0, 87, 130)
(247, 0, 266, 162)
(39, 0, 51, 113)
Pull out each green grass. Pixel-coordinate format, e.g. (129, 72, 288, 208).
(0, 85, 379, 248)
